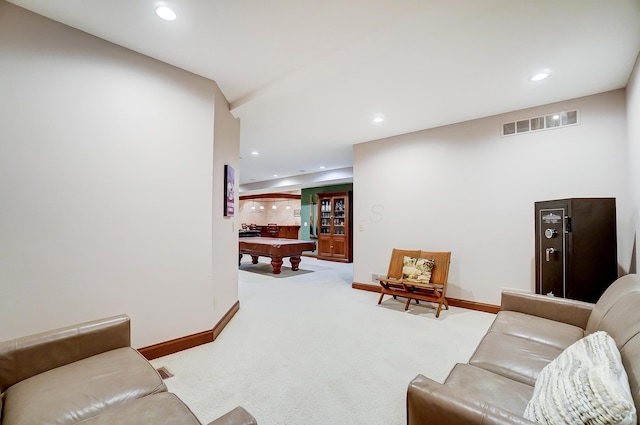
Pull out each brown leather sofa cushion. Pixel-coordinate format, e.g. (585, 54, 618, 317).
(468, 332, 562, 386)
(444, 363, 534, 416)
(621, 334, 640, 409)
(2, 347, 166, 425)
(586, 274, 640, 335)
(73, 392, 200, 425)
(0, 315, 130, 393)
(589, 292, 640, 348)
(489, 311, 584, 350)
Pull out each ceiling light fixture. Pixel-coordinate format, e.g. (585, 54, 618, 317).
(529, 71, 550, 82)
(272, 201, 277, 210)
(373, 114, 385, 124)
(320, 166, 325, 169)
(286, 201, 291, 210)
(155, 6, 177, 21)
(251, 151, 259, 156)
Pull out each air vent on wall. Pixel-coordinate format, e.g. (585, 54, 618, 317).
(156, 367, 174, 379)
(502, 109, 579, 137)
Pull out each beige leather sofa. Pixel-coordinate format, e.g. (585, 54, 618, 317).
(407, 273, 640, 425)
(0, 314, 257, 425)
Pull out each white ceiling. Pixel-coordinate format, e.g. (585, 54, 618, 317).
(8, 0, 640, 191)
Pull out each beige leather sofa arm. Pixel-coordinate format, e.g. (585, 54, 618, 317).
(407, 375, 538, 425)
(0, 314, 131, 392)
(207, 406, 257, 425)
(500, 290, 593, 328)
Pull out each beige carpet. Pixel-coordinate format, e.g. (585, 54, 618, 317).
(151, 257, 495, 425)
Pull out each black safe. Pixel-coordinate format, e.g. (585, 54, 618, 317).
(534, 198, 617, 303)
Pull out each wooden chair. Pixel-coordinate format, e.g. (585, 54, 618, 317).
(267, 223, 279, 237)
(377, 249, 451, 318)
(377, 248, 420, 304)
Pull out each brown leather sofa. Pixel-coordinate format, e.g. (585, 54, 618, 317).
(0, 314, 257, 425)
(407, 273, 640, 425)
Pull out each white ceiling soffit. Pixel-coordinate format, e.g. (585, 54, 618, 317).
(239, 167, 353, 195)
(7, 0, 640, 190)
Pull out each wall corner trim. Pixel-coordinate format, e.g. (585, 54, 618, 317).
(138, 300, 240, 360)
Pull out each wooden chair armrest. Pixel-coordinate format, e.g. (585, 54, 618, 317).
(376, 277, 402, 283)
(377, 277, 403, 284)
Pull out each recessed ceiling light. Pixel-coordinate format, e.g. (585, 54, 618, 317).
(529, 71, 550, 82)
(373, 114, 385, 124)
(156, 6, 176, 21)
(251, 151, 259, 156)
(273, 174, 278, 177)
(320, 166, 325, 169)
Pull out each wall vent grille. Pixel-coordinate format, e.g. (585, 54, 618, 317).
(156, 367, 174, 379)
(502, 109, 579, 137)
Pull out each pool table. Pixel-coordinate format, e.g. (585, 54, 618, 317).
(239, 237, 317, 274)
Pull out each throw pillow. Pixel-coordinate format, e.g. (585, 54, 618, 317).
(402, 256, 435, 283)
(523, 331, 637, 425)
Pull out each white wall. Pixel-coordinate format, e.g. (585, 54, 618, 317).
(212, 85, 241, 316)
(353, 90, 631, 305)
(627, 53, 640, 274)
(0, 2, 239, 347)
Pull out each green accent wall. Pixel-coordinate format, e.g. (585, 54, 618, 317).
(300, 184, 353, 254)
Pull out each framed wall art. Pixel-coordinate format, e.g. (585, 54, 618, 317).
(224, 164, 235, 217)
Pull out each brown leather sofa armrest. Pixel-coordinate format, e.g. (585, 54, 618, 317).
(500, 290, 593, 328)
(407, 374, 537, 425)
(207, 406, 257, 425)
(0, 314, 131, 392)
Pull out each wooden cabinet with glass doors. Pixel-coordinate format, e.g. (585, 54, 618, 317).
(317, 191, 352, 262)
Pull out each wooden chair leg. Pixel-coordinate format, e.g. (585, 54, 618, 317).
(404, 297, 412, 310)
(378, 292, 385, 304)
(436, 302, 443, 318)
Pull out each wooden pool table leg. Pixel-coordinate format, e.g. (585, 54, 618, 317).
(250, 255, 259, 264)
(289, 256, 301, 271)
(270, 256, 284, 274)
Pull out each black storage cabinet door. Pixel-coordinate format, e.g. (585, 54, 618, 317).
(535, 198, 617, 303)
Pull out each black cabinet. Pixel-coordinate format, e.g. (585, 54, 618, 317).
(534, 198, 617, 303)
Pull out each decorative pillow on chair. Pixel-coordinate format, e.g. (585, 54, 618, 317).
(524, 330, 637, 425)
(402, 256, 435, 283)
